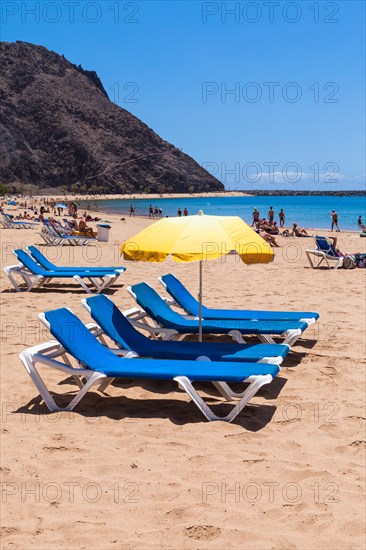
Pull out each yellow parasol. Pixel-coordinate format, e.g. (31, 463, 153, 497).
(120, 211, 274, 340)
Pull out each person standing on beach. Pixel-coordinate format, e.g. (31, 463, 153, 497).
(358, 215, 362, 226)
(177, 208, 182, 217)
(183, 207, 188, 216)
(252, 208, 260, 226)
(129, 205, 135, 217)
(148, 204, 154, 218)
(279, 209, 285, 227)
(331, 210, 340, 231)
(268, 206, 274, 224)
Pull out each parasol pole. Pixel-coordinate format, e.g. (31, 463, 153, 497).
(199, 259, 203, 342)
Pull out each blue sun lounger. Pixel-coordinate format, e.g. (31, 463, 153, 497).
(20, 307, 281, 422)
(27, 246, 125, 274)
(4, 249, 123, 293)
(159, 274, 319, 325)
(127, 283, 309, 347)
(82, 294, 289, 365)
(305, 236, 344, 269)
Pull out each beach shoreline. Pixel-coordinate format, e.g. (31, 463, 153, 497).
(3, 194, 363, 234)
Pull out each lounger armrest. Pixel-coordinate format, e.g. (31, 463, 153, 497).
(123, 307, 149, 322)
(85, 322, 105, 337)
(5, 263, 24, 271)
(129, 319, 179, 340)
(110, 349, 139, 358)
(160, 295, 177, 306)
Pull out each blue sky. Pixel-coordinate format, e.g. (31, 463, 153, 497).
(2, 0, 365, 190)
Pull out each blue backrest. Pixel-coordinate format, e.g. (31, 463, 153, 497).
(28, 246, 56, 270)
(131, 282, 190, 327)
(13, 249, 47, 275)
(85, 295, 147, 350)
(161, 274, 209, 317)
(43, 220, 60, 237)
(3, 214, 14, 225)
(315, 236, 338, 257)
(44, 308, 112, 370)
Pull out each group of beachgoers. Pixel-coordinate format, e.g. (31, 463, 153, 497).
(148, 205, 163, 218)
(0, 196, 102, 238)
(252, 206, 286, 228)
(129, 204, 190, 218)
(129, 204, 164, 218)
(249, 206, 354, 247)
(251, 206, 312, 247)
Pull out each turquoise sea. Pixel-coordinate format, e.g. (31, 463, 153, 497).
(78, 195, 366, 231)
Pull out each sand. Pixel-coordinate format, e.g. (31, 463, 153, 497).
(0, 208, 365, 549)
(14, 190, 252, 203)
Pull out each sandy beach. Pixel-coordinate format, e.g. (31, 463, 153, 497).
(1, 207, 365, 549)
(27, 190, 252, 202)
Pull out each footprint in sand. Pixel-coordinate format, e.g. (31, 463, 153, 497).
(52, 434, 65, 442)
(166, 508, 186, 519)
(336, 440, 366, 453)
(1, 527, 18, 536)
(349, 440, 366, 450)
(184, 525, 221, 541)
(42, 446, 83, 453)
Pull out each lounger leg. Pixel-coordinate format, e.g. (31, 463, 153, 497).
(258, 334, 276, 344)
(4, 267, 43, 292)
(98, 377, 115, 392)
(20, 351, 106, 412)
(283, 329, 302, 346)
(90, 274, 118, 293)
(305, 250, 315, 268)
(335, 258, 343, 269)
(228, 330, 246, 343)
(212, 376, 272, 400)
(212, 381, 239, 401)
(174, 375, 273, 422)
(74, 276, 92, 293)
(4, 267, 23, 291)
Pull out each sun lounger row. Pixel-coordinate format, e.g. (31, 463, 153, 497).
(1, 212, 38, 229)
(4, 248, 125, 293)
(20, 283, 319, 422)
(20, 298, 283, 422)
(40, 219, 96, 246)
(126, 282, 311, 347)
(159, 273, 319, 324)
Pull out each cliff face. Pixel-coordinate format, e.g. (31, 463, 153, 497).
(0, 41, 223, 193)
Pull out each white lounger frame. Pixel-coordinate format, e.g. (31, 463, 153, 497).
(126, 286, 302, 347)
(18, 313, 276, 422)
(305, 249, 344, 270)
(3, 261, 122, 293)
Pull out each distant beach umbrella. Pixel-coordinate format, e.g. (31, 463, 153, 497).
(55, 203, 68, 209)
(8, 200, 15, 205)
(120, 210, 273, 341)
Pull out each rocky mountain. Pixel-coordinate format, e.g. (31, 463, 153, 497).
(0, 41, 223, 194)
